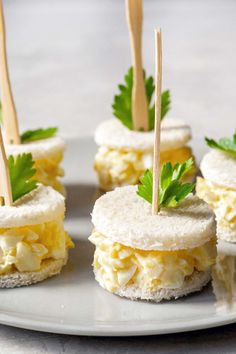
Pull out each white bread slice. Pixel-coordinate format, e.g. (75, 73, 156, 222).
(5, 136, 65, 160)
(217, 225, 236, 243)
(94, 268, 211, 302)
(0, 254, 68, 289)
(95, 118, 191, 152)
(217, 239, 236, 256)
(0, 185, 65, 228)
(200, 150, 236, 190)
(92, 186, 216, 251)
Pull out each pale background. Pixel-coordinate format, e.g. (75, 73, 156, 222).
(4, 0, 235, 141)
(1, 0, 236, 353)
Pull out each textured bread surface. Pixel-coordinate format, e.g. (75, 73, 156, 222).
(217, 226, 236, 243)
(0, 185, 65, 228)
(94, 269, 211, 302)
(0, 255, 68, 289)
(6, 136, 65, 160)
(95, 118, 191, 151)
(92, 186, 216, 250)
(200, 150, 236, 190)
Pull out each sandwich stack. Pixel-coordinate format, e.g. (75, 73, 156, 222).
(197, 133, 236, 242)
(212, 240, 236, 311)
(94, 0, 196, 191)
(0, 127, 73, 288)
(89, 29, 216, 302)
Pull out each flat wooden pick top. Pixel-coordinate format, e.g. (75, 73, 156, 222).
(126, 0, 148, 131)
(0, 0, 20, 145)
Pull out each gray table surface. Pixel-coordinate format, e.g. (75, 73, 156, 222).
(1, 0, 236, 352)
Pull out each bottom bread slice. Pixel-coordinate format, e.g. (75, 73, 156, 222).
(0, 254, 68, 289)
(94, 269, 211, 303)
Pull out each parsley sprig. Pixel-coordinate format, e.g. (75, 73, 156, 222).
(205, 132, 236, 158)
(137, 159, 195, 208)
(8, 153, 38, 202)
(21, 127, 58, 143)
(112, 67, 170, 131)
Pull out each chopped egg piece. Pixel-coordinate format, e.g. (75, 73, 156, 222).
(94, 146, 196, 191)
(197, 177, 236, 233)
(89, 230, 216, 292)
(0, 218, 74, 275)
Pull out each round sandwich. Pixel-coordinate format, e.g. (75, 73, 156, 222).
(212, 240, 236, 311)
(94, 69, 197, 191)
(89, 160, 216, 302)
(94, 118, 196, 191)
(196, 133, 236, 242)
(6, 133, 66, 195)
(0, 184, 74, 288)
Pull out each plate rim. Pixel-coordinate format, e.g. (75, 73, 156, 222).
(1, 136, 236, 337)
(1, 310, 236, 336)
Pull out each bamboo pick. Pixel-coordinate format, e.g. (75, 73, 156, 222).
(0, 0, 20, 145)
(0, 126, 12, 206)
(126, 0, 148, 131)
(152, 28, 162, 215)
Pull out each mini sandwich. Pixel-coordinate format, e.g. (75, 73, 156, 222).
(89, 159, 216, 302)
(94, 0, 197, 191)
(196, 133, 236, 242)
(5, 129, 66, 195)
(212, 240, 236, 311)
(0, 151, 73, 288)
(94, 99, 196, 191)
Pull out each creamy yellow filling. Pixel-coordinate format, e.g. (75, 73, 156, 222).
(197, 177, 236, 232)
(213, 254, 235, 304)
(34, 151, 65, 195)
(89, 231, 216, 293)
(0, 218, 74, 275)
(94, 146, 196, 191)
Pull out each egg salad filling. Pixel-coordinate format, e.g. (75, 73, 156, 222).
(212, 254, 235, 306)
(34, 151, 65, 195)
(197, 178, 236, 233)
(94, 145, 196, 191)
(89, 231, 216, 292)
(0, 218, 74, 275)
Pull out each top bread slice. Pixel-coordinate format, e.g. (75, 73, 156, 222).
(5, 136, 65, 160)
(95, 118, 191, 152)
(92, 186, 216, 251)
(200, 150, 236, 190)
(0, 185, 65, 228)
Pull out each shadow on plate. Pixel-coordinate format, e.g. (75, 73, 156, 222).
(65, 183, 104, 219)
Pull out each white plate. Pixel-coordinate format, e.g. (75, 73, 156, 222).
(0, 137, 236, 337)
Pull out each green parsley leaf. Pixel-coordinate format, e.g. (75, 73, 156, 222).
(137, 158, 195, 209)
(21, 127, 58, 143)
(112, 67, 171, 131)
(8, 153, 38, 202)
(136, 169, 153, 204)
(205, 133, 236, 158)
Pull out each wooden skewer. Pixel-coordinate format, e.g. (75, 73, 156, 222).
(152, 28, 162, 215)
(0, 126, 13, 206)
(0, 0, 20, 145)
(126, 0, 148, 131)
